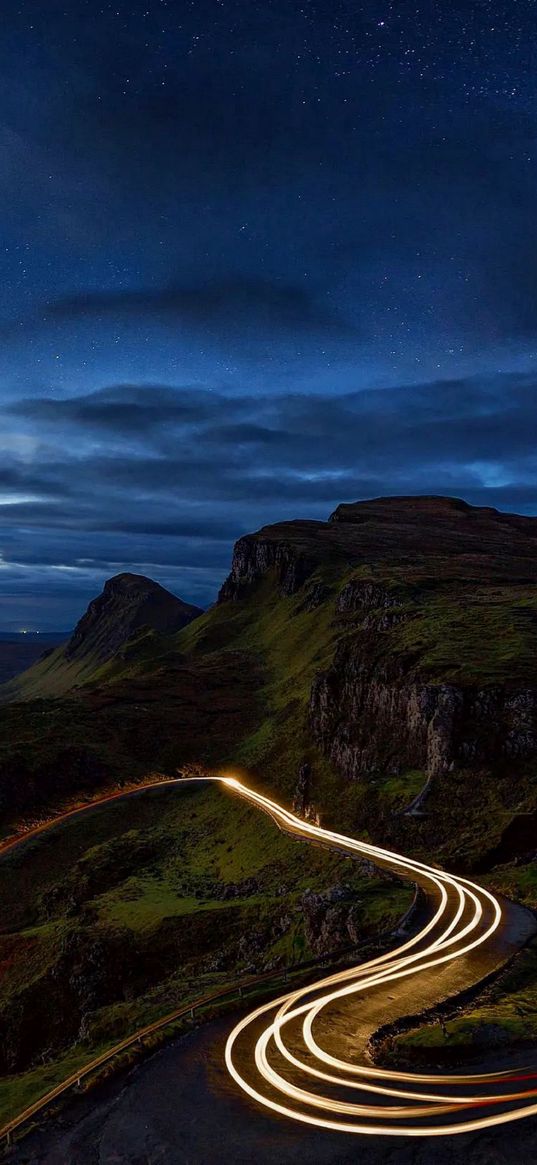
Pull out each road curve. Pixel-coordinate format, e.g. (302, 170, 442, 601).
(195, 775, 537, 1139)
(1, 772, 536, 1146)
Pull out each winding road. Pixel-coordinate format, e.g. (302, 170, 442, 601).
(2, 772, 537, 1155)
(210, 776, 537, 1138)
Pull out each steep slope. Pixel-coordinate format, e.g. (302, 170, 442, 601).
(4, 495, 537, 873)
(220, 495, 537, 600)
(215, 495, 537, 790)
(3, 495, 537, 1127)
(66, 573, 202, 661)
(4, 573, 202, 700)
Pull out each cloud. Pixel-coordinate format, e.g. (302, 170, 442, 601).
(2, 371, 537, 626)
(6, 372, 537, 499)
(10, 385, 222, 433)
(6, 279, 355, 342)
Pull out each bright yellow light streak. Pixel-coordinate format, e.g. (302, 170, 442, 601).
(190, 775, 537, 1137)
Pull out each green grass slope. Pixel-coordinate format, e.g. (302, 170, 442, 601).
(0, 780, 409, 1125)
(4, 496, 537, 841)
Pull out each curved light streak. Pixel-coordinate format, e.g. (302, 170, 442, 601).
(198, 774, 537, 1138)
(2, 772, 535, 1140)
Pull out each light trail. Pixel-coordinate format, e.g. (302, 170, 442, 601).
(197, 774, 537, 1138)
(1, 772, 536, 1143)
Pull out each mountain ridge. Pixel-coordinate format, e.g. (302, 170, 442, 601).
(219, 494, 537, 604)
(4, 493, 537, 873)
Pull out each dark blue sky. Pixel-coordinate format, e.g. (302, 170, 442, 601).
(1, 0, 537, 627)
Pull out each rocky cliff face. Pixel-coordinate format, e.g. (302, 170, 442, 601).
(6, 495, 537, 827)
(218, 495, 537, 604)
(301, 885, 363, 955)
(310, 652, 537, 781)
(218, 496, 537, 785)
(310, 572, 537, 781)
(66, 573, 202, 664)
(218, 525, 323, 601)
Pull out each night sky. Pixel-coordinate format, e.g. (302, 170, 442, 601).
(1, 0, 537, 627)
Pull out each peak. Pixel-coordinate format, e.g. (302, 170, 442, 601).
(107, 572, 151, 584)
(329, 495, 499, 523)
(219, 493, 537, 603)
(103, 573, 167, 592)
(65, 574, 202, 664)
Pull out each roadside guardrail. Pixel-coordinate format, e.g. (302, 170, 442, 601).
(0, 942, 369, 1149)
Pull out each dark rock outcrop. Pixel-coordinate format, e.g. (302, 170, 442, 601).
(66, 573, 202, 664)
(336, 579, 407, 631)
(219, 495, 537, 605)
(336, 579, 402, 616)
(218, 529, 321, 601)
(293, 761, 311, 816)
(301, 885, 362, 954)
(310, 647, 537, 780)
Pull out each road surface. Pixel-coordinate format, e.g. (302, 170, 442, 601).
(9, 1019, 537, 1164)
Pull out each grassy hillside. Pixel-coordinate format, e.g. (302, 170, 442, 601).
(4, 540, 537, 854)
(0, 780, 409, 1125)
(2, 496, 537, 1094)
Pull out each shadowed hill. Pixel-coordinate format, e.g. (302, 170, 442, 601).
(219, 495, 537, 602)
(4, 495, 537, 874)
(66, 573, 202, 662)
(3, 573, 202, 700)
(2, 497, 537, 1128)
